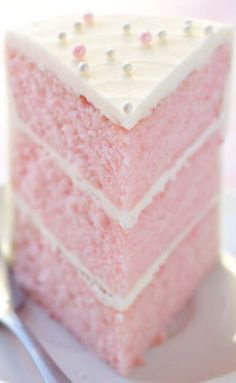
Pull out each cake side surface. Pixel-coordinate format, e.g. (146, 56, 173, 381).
(12, 127, 221, 297)
(7, 42, 231, 209)
(14, 204, 218, 375)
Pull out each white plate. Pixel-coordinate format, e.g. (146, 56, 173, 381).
(0, 191, 236, 383)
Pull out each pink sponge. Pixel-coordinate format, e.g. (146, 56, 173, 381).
(14, 206, 218, 374)
(8, 44, 230, 209)
(13, 129, 221, 295)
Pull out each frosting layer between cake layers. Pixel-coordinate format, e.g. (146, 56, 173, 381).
(14, 203, 219, 374)
(12, 111, 223, 229)
(12, 122, 221, 296)
(15, 194, 218, 311)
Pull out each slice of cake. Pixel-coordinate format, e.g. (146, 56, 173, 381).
(6, 15, 233, 375)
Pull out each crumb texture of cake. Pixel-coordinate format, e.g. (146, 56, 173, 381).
(7, 15, 233, 375)
(13, 129, 220, 295)
(14, 205, 218, 375)
(8, 43, 230, 209)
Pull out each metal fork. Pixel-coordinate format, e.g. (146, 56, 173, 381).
(0, 186, 72, 383)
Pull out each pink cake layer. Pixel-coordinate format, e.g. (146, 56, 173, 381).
(7, 44, 231, 209)
(14, 205, 218, 375)
(13, 128, 220, 295)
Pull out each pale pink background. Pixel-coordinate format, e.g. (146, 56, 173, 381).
(0, 0, 235, 189)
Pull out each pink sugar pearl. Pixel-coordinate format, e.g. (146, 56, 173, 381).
(73, 44, 86, 59)
(83, 13, 94, 25)
(139, 30, 153, 45)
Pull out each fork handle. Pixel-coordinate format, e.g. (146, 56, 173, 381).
(3, 310, 72, 383)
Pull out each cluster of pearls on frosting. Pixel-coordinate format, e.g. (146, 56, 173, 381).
(57, 15, 215, 111)
(58, 12, 94, 42)
(138, 28, 168, 46)
(183, 19, 214, 37)
(57, 13, 95, 74)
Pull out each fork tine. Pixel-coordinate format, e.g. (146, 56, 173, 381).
(0, 185, 14, 263)
(0, 253, 13, 317)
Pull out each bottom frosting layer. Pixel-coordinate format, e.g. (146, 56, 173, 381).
(14, 206, 219, 375)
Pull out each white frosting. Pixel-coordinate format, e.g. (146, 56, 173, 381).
(15, 112, 222, 229)
(7, 15, 233, 129)
(15, 195, 217, 311)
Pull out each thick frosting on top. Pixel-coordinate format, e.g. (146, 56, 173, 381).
(7, 15, 232, 129)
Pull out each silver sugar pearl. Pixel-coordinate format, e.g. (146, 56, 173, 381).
(123, 102, 133, 113)
(184, 24, 193, 35)
(58, 32, 67, 41)
(123, 23, 131, 33)
(157, 29, 167, 40)
(204, 25, 213, 35)
(79, 61, 89, 73)
(106, 48, 115, 59)
(122, 62, 132, 74)
(184, 19, 192, 26)
(74, 21, 82, 32)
